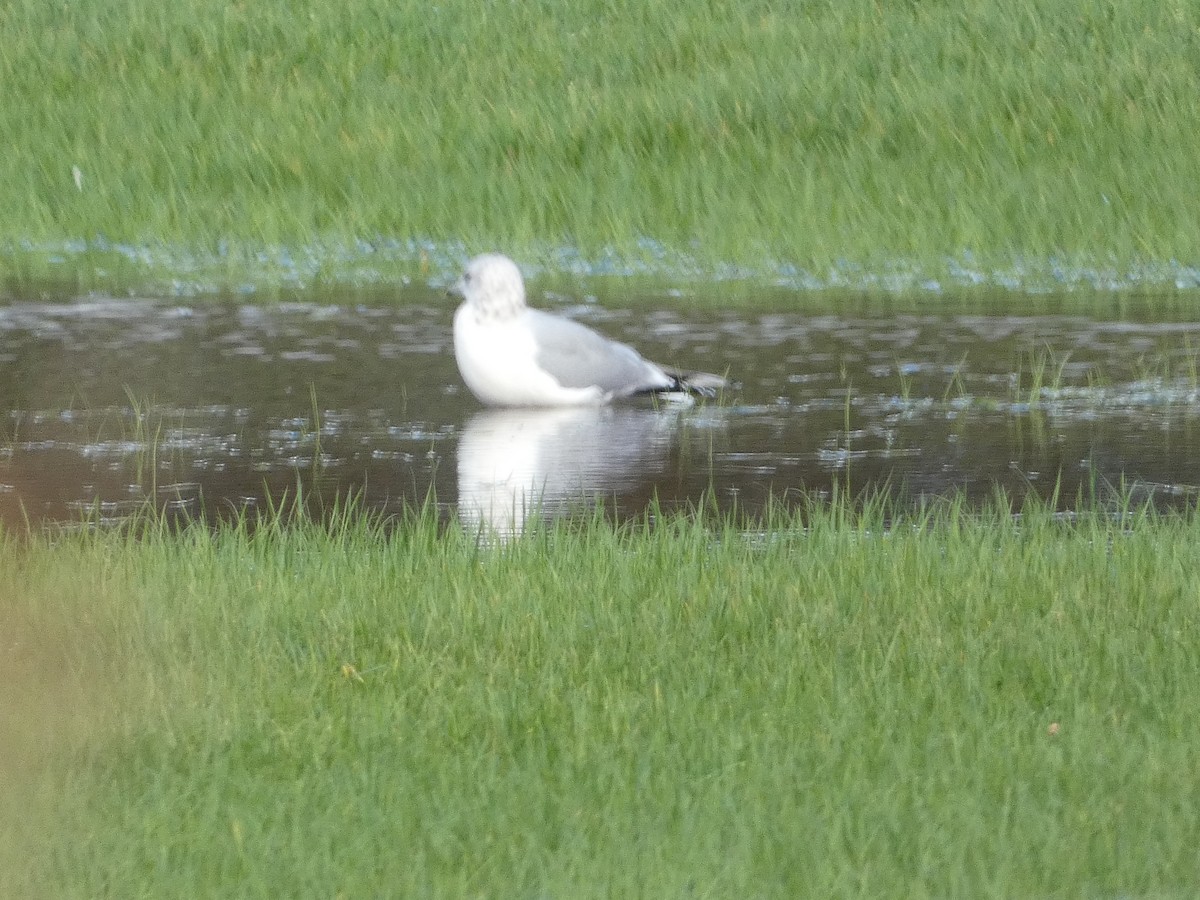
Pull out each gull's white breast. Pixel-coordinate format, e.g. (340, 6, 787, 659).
(453, 305, 605, 407)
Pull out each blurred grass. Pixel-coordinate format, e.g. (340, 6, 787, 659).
(3, 498, 1200, 895)
(2, 0, 1199, 290)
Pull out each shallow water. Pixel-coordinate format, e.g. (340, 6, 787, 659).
(3, 287, 1200, 531)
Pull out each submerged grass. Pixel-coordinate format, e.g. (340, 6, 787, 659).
(3, 498, 1200, 895)
(2, 1, 1200, 292)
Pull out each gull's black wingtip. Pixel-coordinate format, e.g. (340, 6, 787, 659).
(666, 370, 729, 398)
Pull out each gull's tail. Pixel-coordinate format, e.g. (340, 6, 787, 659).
(661, 367, 729, 398)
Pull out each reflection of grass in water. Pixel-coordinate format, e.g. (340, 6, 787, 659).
(4, 494, 1200, 896)
(895, 350, 1200, 417)
(2, 2, 1200, 291)
(1181, 339, 1200, 390)
(896, 363, 913, 405)
(1010, 348, 1073, 408)
(875, 347, 1200, 462)
(306, 382, 324, 475)
(941, 354, 970, 404)
(123, 388, 164, 500)
(0, 411, 19, 457)
(1132, 346, 1200, 394)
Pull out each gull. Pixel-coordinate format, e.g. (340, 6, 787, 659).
(450, 253, 727, 407)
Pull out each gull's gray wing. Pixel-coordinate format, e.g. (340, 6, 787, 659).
(526, 309, 671, 395)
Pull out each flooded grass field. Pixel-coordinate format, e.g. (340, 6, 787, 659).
(7, 3, 1200, 891)
(7, 282, 1200, 897)
(3, 285, 1200, 531)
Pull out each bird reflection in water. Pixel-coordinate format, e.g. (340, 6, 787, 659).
(455, 405, 685, 538)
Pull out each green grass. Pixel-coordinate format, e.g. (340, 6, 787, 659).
(2, 0, 1200, 292)
(3, 498, 1200, 896)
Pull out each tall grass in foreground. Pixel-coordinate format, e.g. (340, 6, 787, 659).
(2, 0, 1199, 289)
(3, 499, 1199, 896)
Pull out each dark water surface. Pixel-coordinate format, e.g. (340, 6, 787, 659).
(3, 287, 1200, 531)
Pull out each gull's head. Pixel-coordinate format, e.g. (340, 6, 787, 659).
(451, 253, 527, 322)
